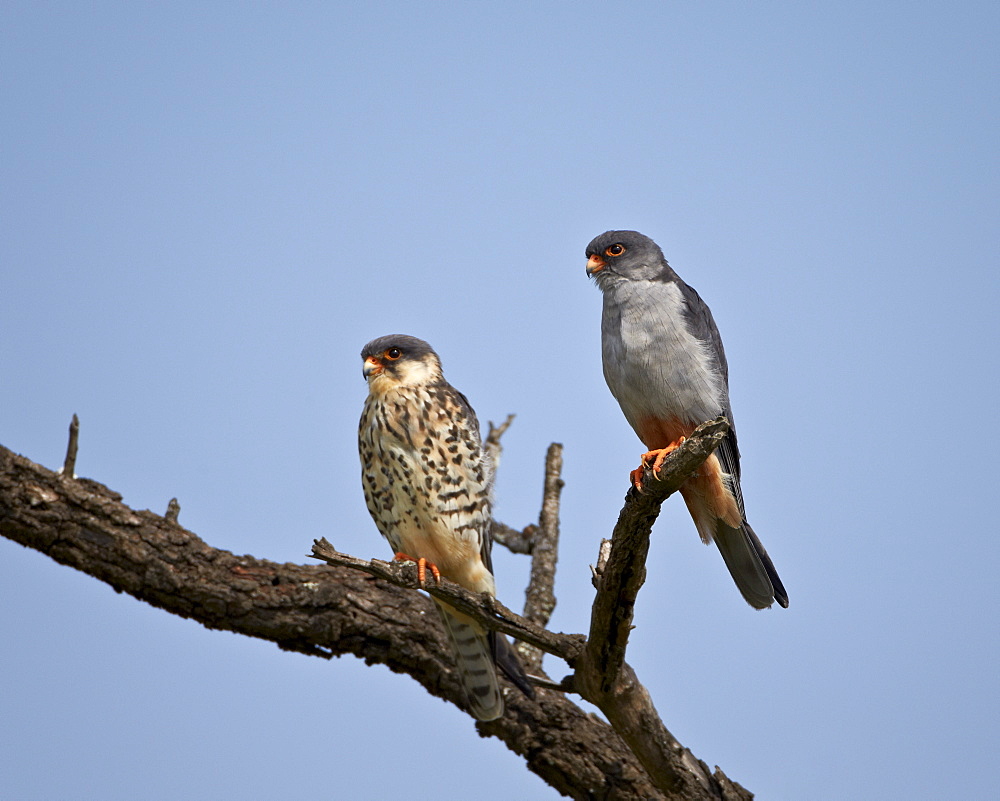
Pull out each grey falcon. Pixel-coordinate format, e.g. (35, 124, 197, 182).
(358, 334, 532, 720)
(586, 231, 788, 610)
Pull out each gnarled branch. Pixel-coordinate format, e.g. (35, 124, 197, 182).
(0, 415, 752, 801)
(583, 418, 731, 692)
(519, 442, 564, 671)
(308, 537, 584, 664)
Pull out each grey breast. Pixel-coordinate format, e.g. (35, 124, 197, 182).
(601, 278, 726, 429)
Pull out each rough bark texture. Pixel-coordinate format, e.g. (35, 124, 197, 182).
(0, 420, 753, 801)
(584, 418, 731, 690)
(519, 441, 564, 672)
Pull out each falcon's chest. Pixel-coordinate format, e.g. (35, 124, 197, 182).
(358, 385, 492, 579)
(600, 278, 725, 426)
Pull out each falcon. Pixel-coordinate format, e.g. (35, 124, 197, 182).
(358, 334, 532, 720)
(586, 231, 788, 609)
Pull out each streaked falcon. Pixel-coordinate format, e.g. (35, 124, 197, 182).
(358, 334, 532, 720)
(586, 231, 788, 610)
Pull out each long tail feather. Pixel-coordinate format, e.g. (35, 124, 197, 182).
(714, 521, 789, 609)
(435, 601, 504, 721)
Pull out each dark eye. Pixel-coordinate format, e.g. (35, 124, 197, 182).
(605, 244, 626, 257)
(384, 348, 402, 360)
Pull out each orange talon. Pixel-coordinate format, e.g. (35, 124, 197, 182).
(630, 437, 687, 490)
(393, 552, 441, 587)
(629, 465, 647, 491)
(649, 437, 686, 475)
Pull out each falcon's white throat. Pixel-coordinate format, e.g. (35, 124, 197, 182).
(366, 355, 442, 396)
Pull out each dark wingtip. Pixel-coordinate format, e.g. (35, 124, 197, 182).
(494, 633, 536, 698)
(774, 586, 790, 609)
(747, 523, 788, 609)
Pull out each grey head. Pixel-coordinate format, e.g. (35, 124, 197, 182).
(360, 334, 442, 383)
(585, 230, 678, 285)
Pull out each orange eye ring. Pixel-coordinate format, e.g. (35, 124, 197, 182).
(605, 244, 626, 257)
(384, 347, 402, 360)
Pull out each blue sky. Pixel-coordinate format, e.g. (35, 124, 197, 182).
(2, 2, 997, 799)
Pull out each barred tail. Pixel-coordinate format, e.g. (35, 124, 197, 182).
(434, 600, 503, 721)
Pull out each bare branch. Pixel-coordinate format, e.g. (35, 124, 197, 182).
(484, 415, 538, 555)
(309, 538, 584, 664)
(519, 442, 564, 671)
(491, 521, 535, 554)
(585, 661, 721, 799)
(0, 425, 755, 801)
(484, 413, 515, 472)
(60, 414, 79, 478)
(0, 443, 670, 800)
(583, 418, 730, 693)
(590, 538, 612, 589)
(571, 418, 734, 798)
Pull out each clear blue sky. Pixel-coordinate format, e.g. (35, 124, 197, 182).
(2, 3, 997, 799)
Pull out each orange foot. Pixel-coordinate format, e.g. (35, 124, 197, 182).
(393, 552, 441, 588)
(629, 438, 687, 491)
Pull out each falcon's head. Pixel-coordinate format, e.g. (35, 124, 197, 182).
(361, 334, 443, 393)
(585, 230, 671, 285)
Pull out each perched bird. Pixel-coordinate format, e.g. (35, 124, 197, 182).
(586, 231, 788, 609)
(358, 334, 532, 719)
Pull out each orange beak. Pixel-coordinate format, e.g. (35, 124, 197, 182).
(586, 254, 606, 275)
(363, 356, 383, 379)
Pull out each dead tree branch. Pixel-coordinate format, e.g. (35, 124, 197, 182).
(484, 413, 516, 473)
(491, 521, 535, 554)
(583, 418, 731, 693)
(519, 441, 564, 671)
(60, 413, 79, 478)
(309, 538, 583, 664)
(0, 415, 752, 801)
(573, 419, 733, 797)
(0, 442, 660, 799)
(484, 419, 564, 671)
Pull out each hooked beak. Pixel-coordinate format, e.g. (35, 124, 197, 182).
(586, 254, 606, 276)
(363, 356, 383, 379)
